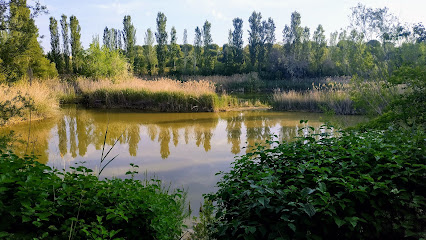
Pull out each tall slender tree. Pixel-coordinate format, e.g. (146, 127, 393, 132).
(312, 24, 327, 75)
(248, 11, 262, 69)
(60, 14, 70, 73)
(123, 15, 136, 65)
(232, 18, 244, 71)
(144, 28, 157, 75)
(202, 20, 215, 73)
(182, 28, 189, 72)
(69, 15, 82, 73)
(103, 26, 110, 48)
(155, 12, 168, 75)
(49, 17, 62, 73)
(193, 26, 202, 73)
(169, 26, 181, 71)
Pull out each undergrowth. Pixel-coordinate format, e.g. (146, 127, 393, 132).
(0, 152, 188, 239)
(206, 125, 425, 239)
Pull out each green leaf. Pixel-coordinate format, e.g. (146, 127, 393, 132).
(247, 226, 256, 234)
(288, 223, 296, 232)
(318, 182, 326, 193)
(301, 187, 315, 197)
(302, 203, 316, 217)
(258, 197, 265, 207)
(334, 217, 345, 228)
(346, 216, 359, 228)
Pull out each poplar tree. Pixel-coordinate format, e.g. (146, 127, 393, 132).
(312, 24, 327, 75)
(123, 15, 136, 65)
(193, 26, 202, 73)
(103, 26, 110, 48)
(49, 17, 62, 73)
(202, 20, 215, 73)
(182, 29, 189, 73)
(248, 11, 262, 69)
(232, 18, 244, 67)
(144, 28, 157, 75)
(169, 26, 181, 71)
(70, 15, 82, 73)
(60, 14, 70, 73)
(155, 12, 168, 75)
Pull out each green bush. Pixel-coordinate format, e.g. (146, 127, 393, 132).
(0, 152, 187, 239)
(207, 125, 425, 239)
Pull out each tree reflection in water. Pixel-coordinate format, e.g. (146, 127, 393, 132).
(1, 107, 365, 165)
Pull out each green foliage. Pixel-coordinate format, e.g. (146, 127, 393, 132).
(0, 151, 187, 239)
(364, 65, 426, 129)
(122, 15, 136, 66)
(207, 126, 425, 239)
(49, 16, 63, 73)
(155, 12, 168, 75)
(82, 37, 129, 79)
(189, 200, 217, 240)
(60, 14, 71, 74)
(0, 0, 57, 83)
(143, 28, 157, 76)
(69, 15, 83, 74)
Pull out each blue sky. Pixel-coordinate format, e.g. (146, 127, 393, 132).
(35, 0, 426, 53)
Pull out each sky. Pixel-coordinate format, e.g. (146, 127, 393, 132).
(35, 0, 426, 53)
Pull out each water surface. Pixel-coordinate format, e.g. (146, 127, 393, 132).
(2, 106, 365, 215)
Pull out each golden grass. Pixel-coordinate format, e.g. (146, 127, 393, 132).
(0, 80, 59, 126)
(77, 77, 216, 96)
(272, 82, 357, 115)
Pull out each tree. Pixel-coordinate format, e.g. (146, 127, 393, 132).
(0, 0, 56, 82)
(182, 28, 190, 73)
(103, 27, 121, 51)
(169, 26, 181, 72)
(248, 11, 262, 70)
(144, 28, 157, 76)
(60, 14, 70, 73)
(155, 12, 168, 75)
(103, 26, 110, 48)
(123, 15, 136, 66)
(202, 20, 215, 74)
(312, 24, 327, 75)
(193, 26, 202, 73)
(49, 16, 62, 73)
(69, 15, 83, 73)
(232, 17, 244, 70)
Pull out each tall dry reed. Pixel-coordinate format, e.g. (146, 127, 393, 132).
(0, 80, 59, 125)
(77, 77, 216, 96)
(272, 82, 357, 115)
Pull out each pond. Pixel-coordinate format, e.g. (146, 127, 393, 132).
(2, 106, 366, 216)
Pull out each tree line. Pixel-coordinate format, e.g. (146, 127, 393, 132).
(1, 1, 425, 83)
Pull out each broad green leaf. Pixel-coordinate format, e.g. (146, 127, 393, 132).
(302, 203, 316, 217)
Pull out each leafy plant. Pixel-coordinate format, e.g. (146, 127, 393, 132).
(0, 150, 188, 239)
(206, 126, 425, 239)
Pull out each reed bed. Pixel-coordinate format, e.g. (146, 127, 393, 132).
(77, 77, 239, 112)
(0, 81, 59, 126)
(78, 77, 216, 96)
(272, 82, 357, 115)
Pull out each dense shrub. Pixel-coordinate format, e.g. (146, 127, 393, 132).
(207, 125, 425, 239)
(0, 152, 187, 239)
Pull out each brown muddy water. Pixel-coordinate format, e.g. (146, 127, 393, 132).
(1, 105, 366, 216)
